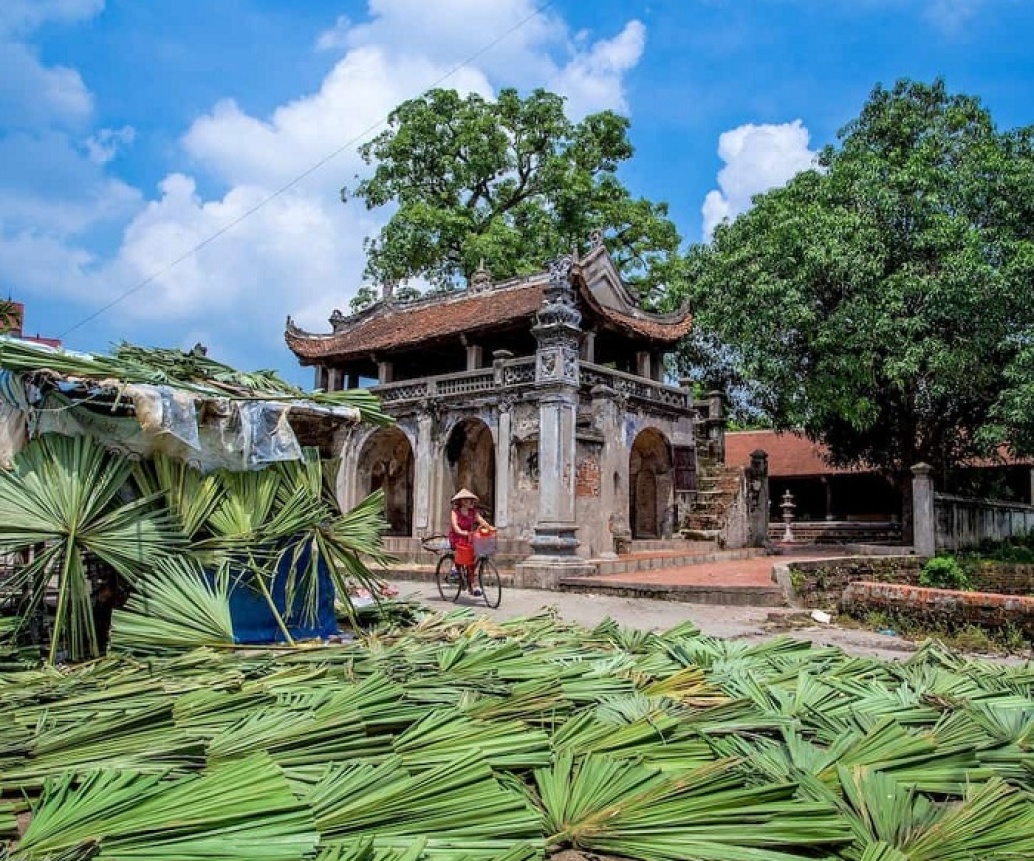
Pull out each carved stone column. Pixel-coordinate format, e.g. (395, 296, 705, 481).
(516, 254, 595, 585)
(495, 396, 514, 529)
(413, 408, 435, 534)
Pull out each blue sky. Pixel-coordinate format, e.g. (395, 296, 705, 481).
(2, 0, 1033, 387)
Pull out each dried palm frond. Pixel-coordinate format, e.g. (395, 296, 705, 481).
(0, 434, 182, 662)
(108, 558, 236, 655)
(15, 753, 318, 860)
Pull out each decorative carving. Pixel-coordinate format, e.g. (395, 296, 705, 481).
(329, 309, 347, 330)
(538, 351, 558, 380)
(468, 260, 493, 292)
(588, 228, 604, 248)
(534, 254, 582, 332)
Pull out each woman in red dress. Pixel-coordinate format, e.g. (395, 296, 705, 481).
(449, 488, 494, 596)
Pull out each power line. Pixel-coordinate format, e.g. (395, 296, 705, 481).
(59, 2, 553, 339)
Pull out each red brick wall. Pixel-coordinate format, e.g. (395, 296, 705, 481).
(842, 581, 1034, 636)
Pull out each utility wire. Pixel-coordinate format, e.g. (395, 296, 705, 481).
(60, 1, 553, 339)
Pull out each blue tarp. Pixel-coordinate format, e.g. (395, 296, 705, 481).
(225, 544, 338, 644)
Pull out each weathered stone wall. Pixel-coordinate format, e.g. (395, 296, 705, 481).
(788, 557, 922, 609)
(842, 581, 1034, 636)
(966, 563, 1034, 595)
(788, 556, 1034, 612)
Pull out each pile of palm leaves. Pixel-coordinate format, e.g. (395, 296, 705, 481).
(0, 337, 391, 420)
(2, 611, 1033, 861)
(0, 434, 392, 662)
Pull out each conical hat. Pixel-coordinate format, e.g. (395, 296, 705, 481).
(451, 488, 478, 503)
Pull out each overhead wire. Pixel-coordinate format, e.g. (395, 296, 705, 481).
(59, 1, 554, 339)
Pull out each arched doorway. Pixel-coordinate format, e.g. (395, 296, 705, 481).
(629, 428, 673, 539)
(357, 427, 414, 536)
(444, 418, 496, 520)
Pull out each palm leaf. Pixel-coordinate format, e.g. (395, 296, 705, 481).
(108, 558, 236, 655)
(0, 434, 182, 661)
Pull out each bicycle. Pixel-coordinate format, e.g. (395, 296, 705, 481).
(421, 532, 502, 609)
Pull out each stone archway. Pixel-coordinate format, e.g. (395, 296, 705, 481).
(444, 418, 496, 521)
(629, 428, 673, 539)
(357, 427, 414, 536)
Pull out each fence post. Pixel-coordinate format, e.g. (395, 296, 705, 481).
(911, 462, 936, 557)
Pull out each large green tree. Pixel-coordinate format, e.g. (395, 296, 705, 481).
(675, 79, 1034, 505)
(348, 88, 682, 299)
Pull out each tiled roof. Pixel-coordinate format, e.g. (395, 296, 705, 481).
(725, 430, 852, 477)
(286, 280, 543, 362)
(286, 250, 692, 363)
(726, 429, 1032, 476)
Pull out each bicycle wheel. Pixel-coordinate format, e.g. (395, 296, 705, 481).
(478, 559, 502, 608)
(435, 553, 462, 602)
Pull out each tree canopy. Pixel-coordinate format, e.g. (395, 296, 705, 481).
(348, 88, 682, 300)
(674, 79, 1034, 484)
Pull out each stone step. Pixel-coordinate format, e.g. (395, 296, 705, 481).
(590, 546, 765, 577)
(557, 578, 785, 607)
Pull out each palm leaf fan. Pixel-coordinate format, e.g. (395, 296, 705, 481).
(0, 434, 182, 662)
(108, 557, 236, 655)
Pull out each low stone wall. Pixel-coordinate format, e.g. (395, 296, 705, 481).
(786, 557, 921, 609)
(967, 563, 1034, 595)
(842, 581, 1034, 636)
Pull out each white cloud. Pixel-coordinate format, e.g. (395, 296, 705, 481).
(84, 125, 135, 164)
(315, 14, 351, 51)
(548, 21, 646, 117)
(701, 120, 817, 240)
(923, 0, 985, 33)
(0, 0, 104, 36)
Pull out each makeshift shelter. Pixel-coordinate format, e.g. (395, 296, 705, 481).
(0, 338, 392, 658)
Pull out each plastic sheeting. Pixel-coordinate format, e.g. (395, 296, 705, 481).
(225, 544, 338, 644)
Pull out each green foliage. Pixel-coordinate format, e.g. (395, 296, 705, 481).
(349, 286, 378, 313)
(675, 78, 1034, 482)
(0, 434, 183, 662)
(919, 556, 972, 591)
(350, 88, 682, 300)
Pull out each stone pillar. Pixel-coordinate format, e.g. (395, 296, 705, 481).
(413, 410, 435, 533)
(822, 476, 834, 521)
(592, 384, 625, 558)
(747, 450, 770, 548)
(581, 330, 596, 363)
(495, 398, 513, 529)
(636, 350, 651, 379)
(377, 361, 393, 384)
(466, 344, 483, 371)
(314, 365, 328, 390)
(516, 254, 595, 585)
(911, 462, 936, 556)
(326, 367, 343, 392)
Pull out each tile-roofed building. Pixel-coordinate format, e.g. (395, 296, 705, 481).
(285, 243, 765, 578)
(726, 429, 1034, 526)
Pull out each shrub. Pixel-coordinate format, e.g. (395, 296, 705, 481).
(919, 555, 972, 591)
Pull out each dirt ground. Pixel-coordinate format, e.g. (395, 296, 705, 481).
(389, 578, 1031, 664)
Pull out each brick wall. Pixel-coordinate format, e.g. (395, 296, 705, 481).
(788, 557, 921, 608)
(842, 581, 1034, 636)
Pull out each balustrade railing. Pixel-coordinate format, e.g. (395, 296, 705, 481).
(372, 356, 691, 412)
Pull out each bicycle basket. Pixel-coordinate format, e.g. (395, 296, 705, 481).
(420, 535, 451, 554)
(472, 533, 498, 558)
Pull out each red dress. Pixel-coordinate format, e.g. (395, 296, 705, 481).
(449, 508, 476, 550)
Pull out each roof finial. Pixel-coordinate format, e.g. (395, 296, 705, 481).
(469, 259, 493, 292)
